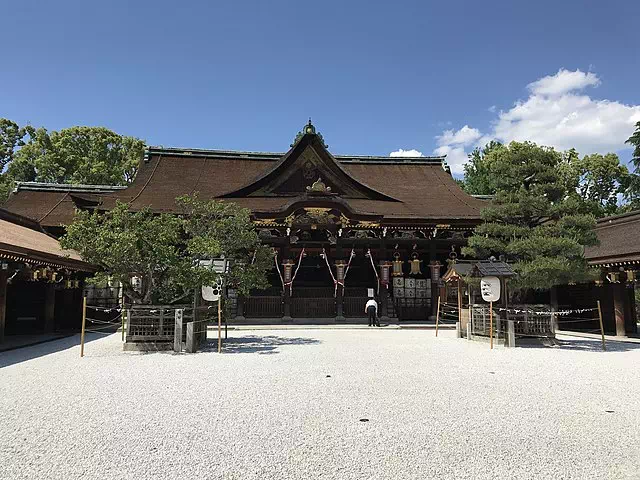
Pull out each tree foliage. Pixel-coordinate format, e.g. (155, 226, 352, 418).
(0, 119, 144, 204)
(462, 141, 598, 290)
(625, 121, 640, 209)
(562, 151, 630, 217)
(60, 197, 272, 304)
(461, 141, 503, 195)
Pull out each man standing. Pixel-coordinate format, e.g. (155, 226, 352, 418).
(365, 297, 379, 327)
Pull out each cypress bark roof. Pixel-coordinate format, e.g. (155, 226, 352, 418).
(585, 210, 640, 266)
(0, 209, 94, 271)
(2, 125, 488, 227)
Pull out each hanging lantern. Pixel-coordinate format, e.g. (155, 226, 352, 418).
(379, 261, 392, 287)
(595, 279, 604, 287)
(429, 261, 442, 283)
(392, 252, 404, 277)
(609, 272, 620, 283)
(282, 259, 295, 284)
(335, 260, 347, 282)
(65, 279, 72, 289)
(32, 270, 40, 281)
(626, 270, 636, 283)
(72, 279, 80, 289)
(409, 252, 422, 275)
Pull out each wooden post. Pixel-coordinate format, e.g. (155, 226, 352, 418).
(435, 295, 441, 337)
(597, 300, 606, 352)
(457, 278, 462, 324)
(489, 301, 494, 350)
(120, 289, 125, 342)
(174, 309, 183, 352)
(44, 283, 56, 333)
(507, 319, 515, 348)
(0, 269, 8, 344)
(217, 296, 222, 353)
(186, 321, 195, 353)
(80, 296, 87, 357)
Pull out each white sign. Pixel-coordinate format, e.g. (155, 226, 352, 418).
(480, 276, 501, 302)
(202, 277, 223, 302)
(199, 258, 229, 274)
(367, 288, 374, 298)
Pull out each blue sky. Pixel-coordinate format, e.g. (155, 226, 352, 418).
(2, 0, 639, 173)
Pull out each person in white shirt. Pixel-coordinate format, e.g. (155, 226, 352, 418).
(365, 297, 379, 327)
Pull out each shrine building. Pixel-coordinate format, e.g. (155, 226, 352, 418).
(4, 121, 488, 322)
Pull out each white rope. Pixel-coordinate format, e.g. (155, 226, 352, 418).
(342, 249, 356, 296)
(321, 248, 338, 297)
(274, 251, 285, 292)
(496, 307, 598, 316)
(366, 249, 380, 295)
(284, 248, 305, 295)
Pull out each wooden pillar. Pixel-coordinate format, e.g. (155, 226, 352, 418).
(282, 240, 292, 321)
(0, 270, 7, 343)
(379, 238, 388, 319)
(43, 282, 56, 333)
(429, 242, 438, 320)
(612, 283, 627, 336)
(333, 246, 344, 320)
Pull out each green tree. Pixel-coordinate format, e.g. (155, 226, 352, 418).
(460, 141, 503, 195)
(60, 196, 272, 304)
(0, 119, 35, 202)
(562, 152, 629, 217)
(8, 126, 144, 185)
(462, 141, 598, 290)
(625, 121, 640, 209)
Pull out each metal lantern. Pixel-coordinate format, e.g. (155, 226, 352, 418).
(392, 252, 404, 277)
(282, 259, 295, 284)
(335, 260, 347, 282)
(409, 252, 422, 275)
(380, 261, 392, 287)
(429, 261, 442, 283)
(626, 270, 636, 283)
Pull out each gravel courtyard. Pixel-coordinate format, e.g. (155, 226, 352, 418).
(1, 329, 639, 480)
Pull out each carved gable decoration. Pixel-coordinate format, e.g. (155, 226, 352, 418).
(221, 125, 398, 202)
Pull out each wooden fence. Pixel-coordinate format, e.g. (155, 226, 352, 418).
(125, 305, 211, 344)
(471, 304, 554, 339)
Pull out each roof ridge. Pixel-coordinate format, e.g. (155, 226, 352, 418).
(146, 146, 445, 164)
(15, 182, 127, 192)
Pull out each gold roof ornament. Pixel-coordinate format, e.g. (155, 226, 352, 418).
(306, 177, 332, 194)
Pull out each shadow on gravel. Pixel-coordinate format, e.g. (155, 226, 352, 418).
(518, 338, 640, 352)
(0, 332, 113, 368)
(203, 335, 320, 355)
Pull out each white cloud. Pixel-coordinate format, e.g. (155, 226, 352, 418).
(389, 148, 424, 157)
(434, 145, 468, 174)
(434, 68, 640, 174)
(527, 68, 600, 96)
(436, 125, 481, 146)
(488, 105, 497, 113)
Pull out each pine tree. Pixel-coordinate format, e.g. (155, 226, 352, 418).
(462, 141, 598, 290)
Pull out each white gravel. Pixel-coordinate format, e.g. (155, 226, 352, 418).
(1, 329, 640, 480)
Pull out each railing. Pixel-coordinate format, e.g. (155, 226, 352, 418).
(343, 297, 369, 317)
(244, 296, 283, 318)
(291, 298, 335, 318)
